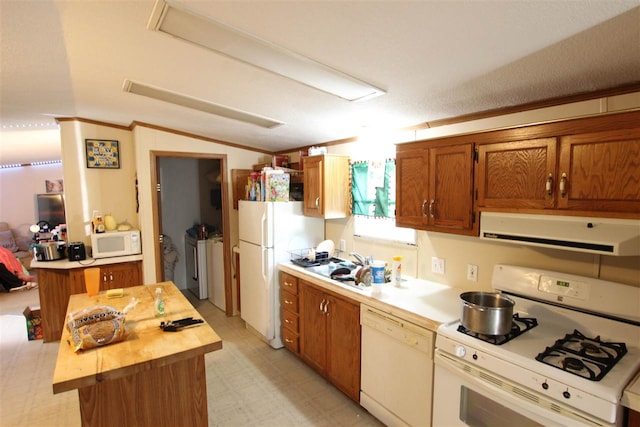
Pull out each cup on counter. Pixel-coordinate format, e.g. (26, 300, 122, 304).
(84, 267, 101, 296)
(371, 261, 386, 284)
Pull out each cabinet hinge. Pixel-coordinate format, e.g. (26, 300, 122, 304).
(156, 183, 161, 192)
(472, 211, 476, 224)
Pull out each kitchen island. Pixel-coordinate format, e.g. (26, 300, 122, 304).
(32, 255, 143, 342)
(52, 281, 222, 427)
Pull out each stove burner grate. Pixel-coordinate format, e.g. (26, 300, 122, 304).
(535, 330, 627, 381)
(457, 313, 538, 345)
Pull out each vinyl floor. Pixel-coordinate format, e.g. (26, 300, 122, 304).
(0, 286, 383, 427)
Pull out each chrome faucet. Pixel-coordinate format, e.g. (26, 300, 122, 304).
(349, 252, 372, 265)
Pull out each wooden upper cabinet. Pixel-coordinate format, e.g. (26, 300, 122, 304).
(395, 149, 429, 228)
(303, 154, 350, 219)
(429, 144, 475, 231)
(558, 128, 640, 213)
(476, 138, 557, 209)
(396, 143, 475, 235)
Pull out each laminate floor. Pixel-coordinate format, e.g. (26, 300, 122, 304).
(0, 287, 383, 427)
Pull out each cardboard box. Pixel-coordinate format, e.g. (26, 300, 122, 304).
(23, 306, 43, 341)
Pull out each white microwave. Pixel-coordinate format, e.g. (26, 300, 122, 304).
(90, 230, 141, 259)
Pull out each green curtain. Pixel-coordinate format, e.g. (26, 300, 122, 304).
(351, 159, 395, 218)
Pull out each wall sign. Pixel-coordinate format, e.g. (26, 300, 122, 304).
(85, 139, 120, 169)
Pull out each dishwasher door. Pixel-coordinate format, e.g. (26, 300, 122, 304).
(360, 305, 434, 427)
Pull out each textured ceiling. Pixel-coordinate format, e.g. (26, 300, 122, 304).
(1, 1, 639, 165)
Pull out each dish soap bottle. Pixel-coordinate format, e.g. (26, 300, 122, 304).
(392, 255, 402, 287)
(154, 287, 165, 317)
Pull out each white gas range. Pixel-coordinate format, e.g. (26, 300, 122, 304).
(433, 265, 640, 427)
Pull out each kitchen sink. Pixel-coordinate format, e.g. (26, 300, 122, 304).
(305, 261, 371, 290)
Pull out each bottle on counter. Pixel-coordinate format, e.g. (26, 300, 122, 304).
(154, 287, 165, 317)
(392, 255, 402, 287)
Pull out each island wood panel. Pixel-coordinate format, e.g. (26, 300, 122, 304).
(53, 282, 222, 427)
(35, 261, 142, 342)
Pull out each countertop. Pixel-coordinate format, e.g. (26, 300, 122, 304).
(278, 262, 463, 332)
(52, 281, 222, 394)
(32, 254, 144, 270)
(623, 371, 640, 412)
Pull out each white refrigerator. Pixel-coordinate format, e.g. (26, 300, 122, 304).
(239, 200, 324, 349)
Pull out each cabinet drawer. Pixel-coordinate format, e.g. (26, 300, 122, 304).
(282, 328, 299, 353)
(282, 310, 299, 333)
(282, 290, 298, 312)
(281, 273, 298, 294)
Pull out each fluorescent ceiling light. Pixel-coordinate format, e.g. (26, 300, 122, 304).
(122, 79, 283, 129)
(147, 0, 386, 102)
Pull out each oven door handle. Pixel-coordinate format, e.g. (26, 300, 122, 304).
(434, 350, 604, 427)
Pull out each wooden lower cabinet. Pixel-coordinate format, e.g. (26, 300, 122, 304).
(280, 272, 300, 354)
(35, 261, 142, 342)
(298, 279, 361, 401)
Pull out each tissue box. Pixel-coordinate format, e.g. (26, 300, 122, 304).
(23, 306, 43, 340)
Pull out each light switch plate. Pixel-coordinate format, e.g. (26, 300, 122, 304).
(467, 264, 478, 282)
(431, 257, 445, 275)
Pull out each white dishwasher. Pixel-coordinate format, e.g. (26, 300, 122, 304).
(360, 304, 434, 427)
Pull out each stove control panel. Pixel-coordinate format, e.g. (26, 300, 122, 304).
(538, 275, 589, 300)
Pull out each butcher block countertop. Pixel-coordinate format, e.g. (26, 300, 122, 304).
(52, 281, 222, 394)
(279, 262, 463, 332)
(623, 371, 640, 412)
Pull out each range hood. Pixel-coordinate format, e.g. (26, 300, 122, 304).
(480, 212, 640, 256)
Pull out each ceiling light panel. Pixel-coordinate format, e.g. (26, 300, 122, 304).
(122, 80, 283, 129)
(147, 0, 385, 101)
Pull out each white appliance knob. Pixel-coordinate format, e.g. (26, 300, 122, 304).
(455, 345, 466, 358)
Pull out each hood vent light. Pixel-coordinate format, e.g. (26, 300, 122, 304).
(480, 212, 640, 256)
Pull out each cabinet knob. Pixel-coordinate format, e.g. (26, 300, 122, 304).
(546, 173, 553, 196)
(284, 338, 293, 343)
(428, 199, 436, 218)
(315, 197, 320, 208)
(421, 200, 428, 217)
(285, 319, 292, 324)
(284, 281, 293, 287)
(559, 173, 568, 197)
(284, 299, 293, 305)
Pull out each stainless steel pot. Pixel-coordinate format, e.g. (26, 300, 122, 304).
(460, 291, 515, 335)
(32, 242, 66, 261)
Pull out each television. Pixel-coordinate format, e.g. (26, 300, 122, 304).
(36, 193, 66, 228)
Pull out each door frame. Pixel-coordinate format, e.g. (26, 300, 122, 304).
(149, 150, 233, 316)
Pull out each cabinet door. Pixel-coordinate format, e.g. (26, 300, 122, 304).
(396, 149, 429, 228)
(558, 129, 640, 213)
(300, 282, 327, 374)
(303, 156, 323, 217)
(429, 143, 475, 231)
(37, 268, 73, 342)
(326, 295, 361, 402)
(101, 262, 142, 290)
(476, 138, 557, 209)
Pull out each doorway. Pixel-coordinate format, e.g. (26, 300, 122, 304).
(150, 151, 233, 316)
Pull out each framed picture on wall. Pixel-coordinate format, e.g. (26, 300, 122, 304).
(85, 139, 120, 169)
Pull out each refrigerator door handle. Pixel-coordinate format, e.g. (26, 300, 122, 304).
(262, 247, 269, 286)
(261, 211, 268, 249)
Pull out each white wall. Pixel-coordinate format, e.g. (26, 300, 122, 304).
(133, 125, 268, 287)
(0, 163, 64, 235)
(59, 122, 138, 245)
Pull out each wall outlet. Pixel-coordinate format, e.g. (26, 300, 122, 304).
(339, 239, 346, 252)
(467, 264, 478, 282)
(431, 257, 445, 275)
